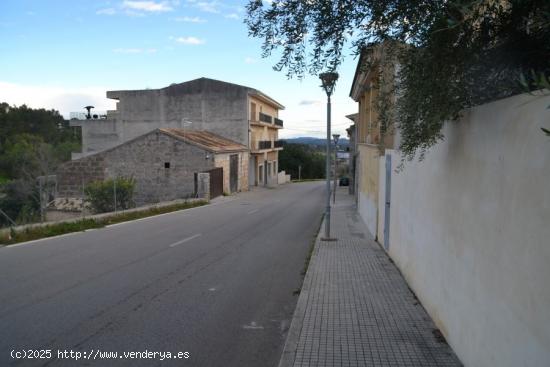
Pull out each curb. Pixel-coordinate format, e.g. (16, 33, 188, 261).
(277, 217, 325, 367)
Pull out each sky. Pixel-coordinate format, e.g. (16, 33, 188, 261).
(0, 0, 359, 139)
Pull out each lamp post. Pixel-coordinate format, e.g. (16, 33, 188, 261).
(319, 72, 339, 241)
(332, 133, 340, 204)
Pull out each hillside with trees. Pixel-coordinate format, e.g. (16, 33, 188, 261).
(278, 142, 325, 180)
(0, 103, 80, 226)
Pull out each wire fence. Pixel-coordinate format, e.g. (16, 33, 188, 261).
(1, 173, 203, 230)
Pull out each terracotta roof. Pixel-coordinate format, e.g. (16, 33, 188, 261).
(159, 128, 247, 153)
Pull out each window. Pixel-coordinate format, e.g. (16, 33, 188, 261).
(273, 161, 277, 175)
(250, 102, 256, 121)
(164, 162, 170, 169)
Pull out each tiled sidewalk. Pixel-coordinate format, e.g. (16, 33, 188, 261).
(279, 189, 462, 367)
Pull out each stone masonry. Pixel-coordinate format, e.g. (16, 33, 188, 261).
(57, 130, 220, 206)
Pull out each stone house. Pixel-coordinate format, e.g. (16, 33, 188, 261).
(70, 77, 284, 187)
(57, 128, 248, 205)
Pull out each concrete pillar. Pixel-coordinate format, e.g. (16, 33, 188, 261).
(197, 172, 210, 201)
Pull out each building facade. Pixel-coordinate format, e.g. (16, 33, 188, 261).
(349, 44, 397, 237)
(70, 77, 284, 187)
(57, 128, 248, 205)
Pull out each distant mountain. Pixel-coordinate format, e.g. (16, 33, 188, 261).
(282, 137, 349, 147)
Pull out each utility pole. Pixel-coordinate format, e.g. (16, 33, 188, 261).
(298, 165, 301, 181)
(332, 134, 340, 204)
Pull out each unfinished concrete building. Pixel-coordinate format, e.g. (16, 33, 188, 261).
(71, 77, 284, 187)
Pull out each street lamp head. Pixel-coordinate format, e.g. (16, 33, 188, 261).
(332, 134, 340, 145)
(319, 72, 339, 96)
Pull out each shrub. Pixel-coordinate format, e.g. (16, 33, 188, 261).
(84, 177, 135, 214)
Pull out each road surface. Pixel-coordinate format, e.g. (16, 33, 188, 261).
(0, 182, 325, 366)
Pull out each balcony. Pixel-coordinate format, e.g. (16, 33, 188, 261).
(259, 112, 272, 124)
(258, 140, 272, 149)
(250, 113, 283, 129)
(251, 140, 284, 153)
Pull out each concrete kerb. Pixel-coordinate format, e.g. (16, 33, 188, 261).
(277, 216, 326, 367)
(0, 197, 208, 242)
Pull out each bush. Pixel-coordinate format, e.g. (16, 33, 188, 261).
(84, 177, 135, 214)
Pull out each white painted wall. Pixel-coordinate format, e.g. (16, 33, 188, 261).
(358, 192, 377, 238)
(377, 154, 387, 244)
(387, 92, 550, 367)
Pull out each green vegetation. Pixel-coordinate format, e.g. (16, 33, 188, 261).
(279, 142, 325, 180)
(246, 0, 549, 161)
(0, 200, 207, 245)
(0, 103, 80, 226)
(84, 177, 136, 214)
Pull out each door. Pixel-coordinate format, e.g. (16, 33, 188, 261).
(206, 167, 223, 199)
(248, 155, 256, 187)
(383, 154, 391, 250)
(230, 154, 239, 193)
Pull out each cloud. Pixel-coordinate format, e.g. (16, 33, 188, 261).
(224, 13, 239, 20)
(188, 0, 220, 14)
(172, 16, 206, 23)
(244, 57, 257, 64)
(0, 81, 116, 119)
(113, 48, 157, 53)
(299, 100, 322, 106)
(122, 1, 174, 12)
(172, 36, 205, 45)
(96, 7, 117, 15)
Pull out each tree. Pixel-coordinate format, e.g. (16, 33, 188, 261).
(278, 142, 325, 179)
(0, 104, 81, 225)
(246, 0, 550, 160)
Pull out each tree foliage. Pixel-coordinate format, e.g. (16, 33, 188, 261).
(0, 103, 81, 225)
(246, 0, 550, 160)
(84, 177, 136, 214)
(278, 142, 325, 179)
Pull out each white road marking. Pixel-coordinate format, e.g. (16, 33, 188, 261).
(242, 321, 264, 330)
(4, 198, 239, 248)
(247, 209, 259, 215)
(169, 233, 202, 248)
(1, 231, 83, 249)
(208, 288, 216, 291)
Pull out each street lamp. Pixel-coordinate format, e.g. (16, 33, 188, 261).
(319, 72, 339, 241)
(332, 133, 340, 204)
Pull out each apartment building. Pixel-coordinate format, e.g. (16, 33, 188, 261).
(70, 77, 284, 188)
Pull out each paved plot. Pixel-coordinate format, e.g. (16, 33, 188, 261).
(279, 188, 462, 367)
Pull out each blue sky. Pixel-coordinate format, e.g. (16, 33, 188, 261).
(0, 0, 358, 138)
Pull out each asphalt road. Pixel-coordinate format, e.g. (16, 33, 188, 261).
(0, 181, 325, 367)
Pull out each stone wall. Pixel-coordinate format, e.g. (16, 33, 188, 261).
(213, 151, 248, 194)
(57, 154, 107, 197)
(57, 130, 217, 206)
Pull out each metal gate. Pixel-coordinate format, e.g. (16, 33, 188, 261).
(229, 154, 238, 193)
(207, 167, 223, 199)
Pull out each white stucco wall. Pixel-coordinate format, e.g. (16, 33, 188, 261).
(387, 92, 550, 367)
(377, 154, 386, 245)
